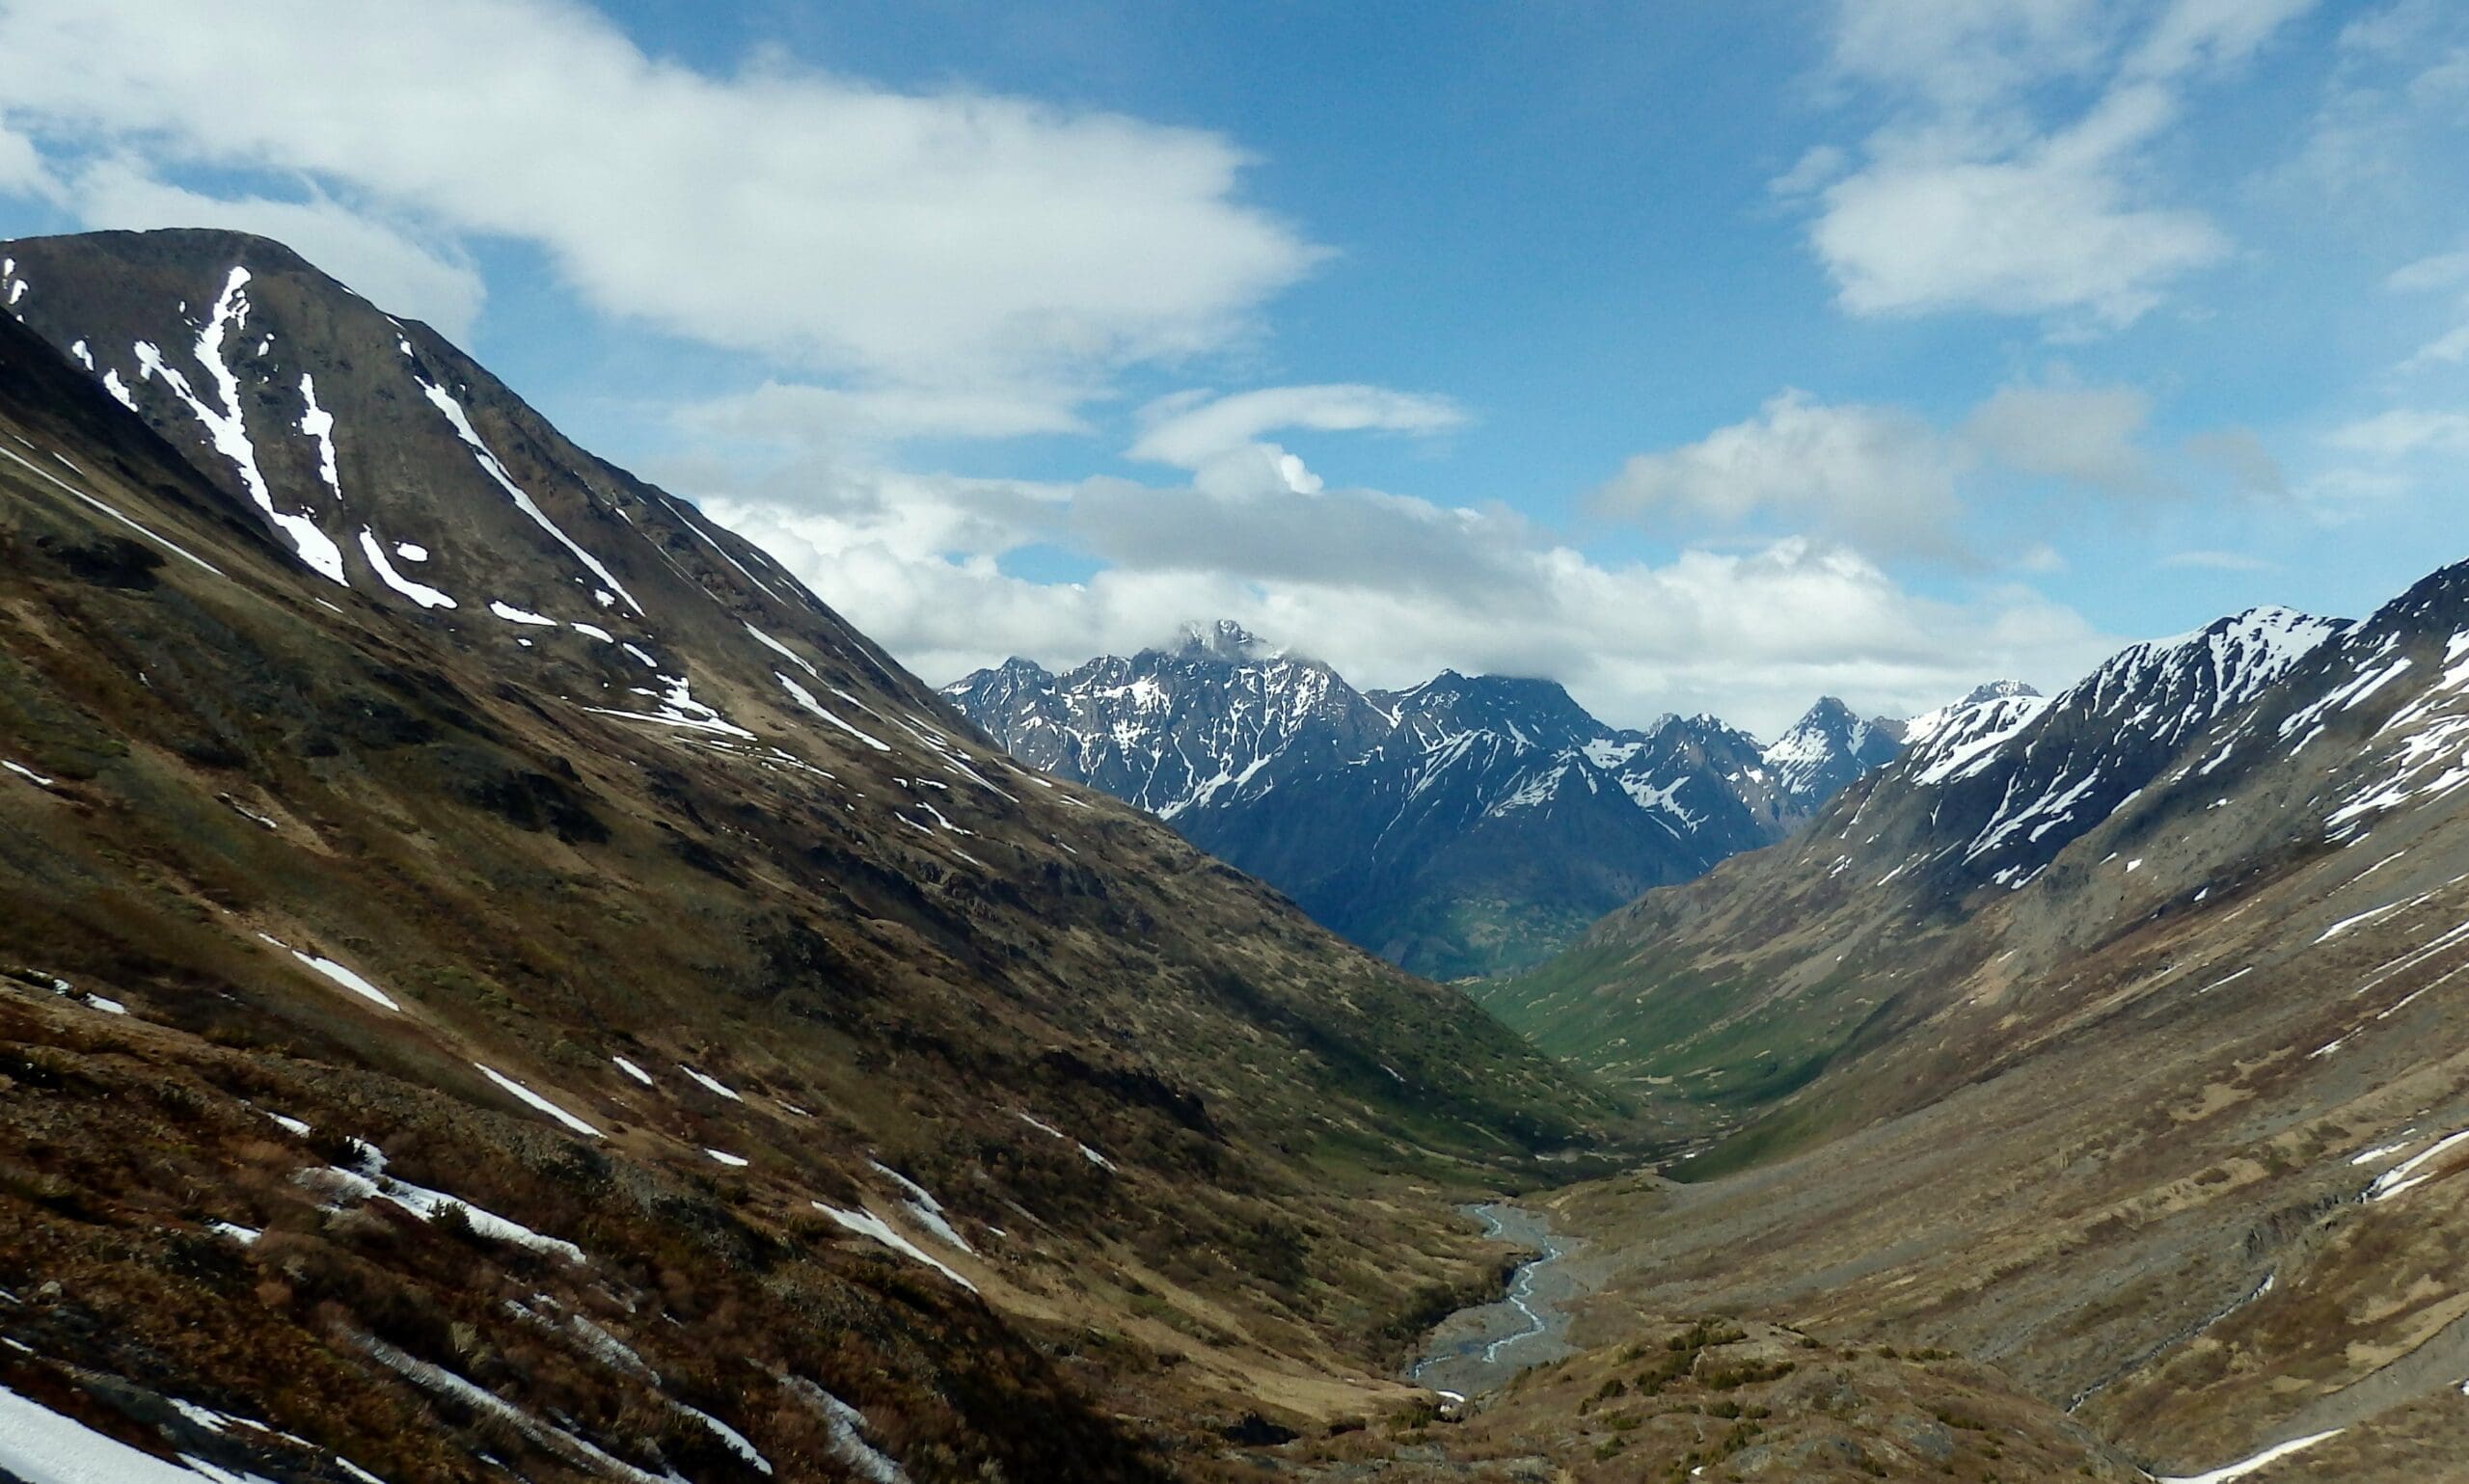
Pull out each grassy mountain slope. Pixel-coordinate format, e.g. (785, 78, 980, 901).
(0, 231, 1624, 1482)
(1478, 567, 2469, 1476)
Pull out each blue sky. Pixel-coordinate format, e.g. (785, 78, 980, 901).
(1, 0, 2465, 731)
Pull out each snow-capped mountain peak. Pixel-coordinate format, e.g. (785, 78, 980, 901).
(947, 640, 1938, 976)
(1762, 696, 1903, 807)
(1833, 607, 2347, 893)
(1168, 618, 1284, 664)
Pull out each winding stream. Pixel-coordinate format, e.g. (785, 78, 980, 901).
(1406, 1202, 1586, 1398)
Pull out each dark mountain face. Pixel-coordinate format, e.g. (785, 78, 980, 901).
(0, 229, 1621, 1481)
(946, 634, 1909, 978)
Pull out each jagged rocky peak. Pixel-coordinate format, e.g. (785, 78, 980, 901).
(1823, 606, 2353, 897)
(1959, 679, 2042, 705)
(1377, 669, 1604, 742)
(1773, 695, 1881, 748)
(1166, 617, 1284, 664)
(1762, 696, 1905, 808)
(947, 637, 1919, 975)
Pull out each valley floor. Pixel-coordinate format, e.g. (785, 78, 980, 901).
(1278, 997, 2469, 1484)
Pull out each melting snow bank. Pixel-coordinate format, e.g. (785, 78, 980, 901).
(2368, 1125, 2469, 1201)
(358, 530, 454, 609)
(0, 1380, 289, 1484)
(1013, 1110, 1117, 1170)
(134, 267, 349, 588)
(413, 376, 641, 613)
(487, 600, 556, 627)
(16, 971, 123, 1018)
(812, 1203, 976, 1292)
(357, 1335, 668, 1483)
(673, 1404, 772, 1476)
(286, 951, 399, 1012)
(783, 1379, 910, 1483)
(474, 1064, 604, 1138)
(2157, 1428, 2343, 1483)
(776, 673, 891, 751)
(869, 1161, 973, 1253)
(302, 1139, 584, 1263)
(677, 1064, 744, 1101)
(2316, 901, 2410, 943)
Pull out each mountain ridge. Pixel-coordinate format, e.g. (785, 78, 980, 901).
(945, 624, 1942, 976)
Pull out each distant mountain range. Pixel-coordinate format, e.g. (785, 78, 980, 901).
(946, 622, 1981, 977)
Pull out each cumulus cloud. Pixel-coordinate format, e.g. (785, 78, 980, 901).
(692, 452, 2112, 736)
(0, 121, 50, 198)
(1591, 391, 1972, 556)
(0, 0, 1320, 423)
(1794, 0, 2313, 328)
(1589, 372, 2267, 556)
(1811, 101, 2227, 326)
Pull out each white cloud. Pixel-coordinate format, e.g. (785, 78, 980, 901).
(2385, 245, 2469, 374)
(2389, 250, 2469, 291)
(1769, 145, 1849, 198)
(701, 460, 2111, 735)
(2399, 322, 2469, 373)
(0, 121, 51, 198)
(1796, 0, 2313, 328)
(1126, 384, 1466, 468)
(2128, 0, 2318, 79)
(2328, 407, 2469, 458)
(1829, 0, 2118, 109)
(1812, 110, 2226, 326)
(66, 162, 485, 339)
(0, 0, 1320, 417)
(1591, 391, 1972, 555)
(1594, 376, 2282, 558)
